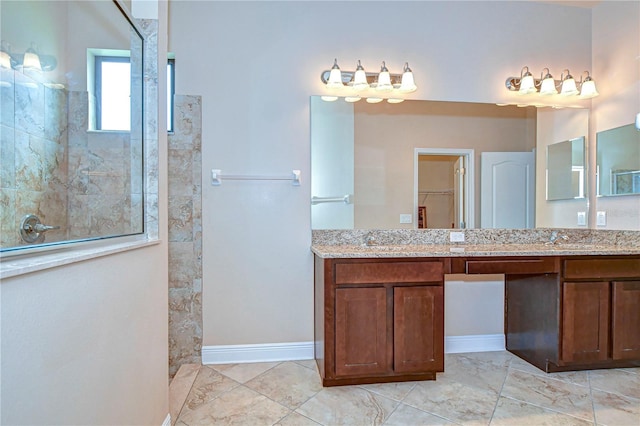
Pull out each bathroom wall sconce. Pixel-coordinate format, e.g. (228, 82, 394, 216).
(0, 40, 56, 72)
(320, 58, 417, 103)
(506, 66, 598, 99)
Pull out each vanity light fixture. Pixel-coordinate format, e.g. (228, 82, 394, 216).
(22, 43, 42, 71)
(0, 41, 16, 69)
(506, 65, 599, 99)
(321, 58, 418, 103)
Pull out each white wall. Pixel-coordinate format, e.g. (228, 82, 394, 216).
(591, 1, 640, 230)
(169, 1, 593, 348)
(0, 1, 170, 424)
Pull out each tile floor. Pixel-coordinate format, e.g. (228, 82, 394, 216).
(171, 351, 640, 425)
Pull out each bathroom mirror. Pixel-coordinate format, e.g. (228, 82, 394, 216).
(311, 96, 594, 230)
(546, 137, 586, 201)
(0, 0, 144, 252)
(596, 123, 640, 197)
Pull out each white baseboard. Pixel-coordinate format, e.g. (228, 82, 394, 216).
(200, 336, 503, 365)
(445, 334, 505, 354)
(202, 341, 314, 365)
(161, 413, 171, 426)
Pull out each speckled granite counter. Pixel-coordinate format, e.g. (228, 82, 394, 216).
(311, 228, 640, 258)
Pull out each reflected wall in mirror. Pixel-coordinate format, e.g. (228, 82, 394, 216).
(311, 96, 543, 230)
(596, 123, 640, 197)
(0, 0, 144, 252)
(546, 137, 586, 201)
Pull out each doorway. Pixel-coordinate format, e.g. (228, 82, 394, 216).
(414, 148, 475, 229)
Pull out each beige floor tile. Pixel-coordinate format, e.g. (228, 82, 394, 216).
(275, 411, 322, 425)
(170, 364, 201, 424)
(296, 385, 398, 425)
(294, 359, 319, 370)
(359, 381, 418, 402)
(509, 357, 590, 387)
(385, 403, 457, 425)
(178, 385, 291, 426)
(403, 377, 498, 425)
(589, 369, 640, 400)
(441, 352, 509, 394)
(246, 361, 323, 409)
(501, 369, 594, 422)
(591, 389, 640, 426)
(181, 366, 239, 414)
(210, 361, 280, 383)
(491, 396, 593, 425)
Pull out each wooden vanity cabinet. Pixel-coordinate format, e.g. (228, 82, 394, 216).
(315, 257, 447, 386)
(560, 257, 640, 367)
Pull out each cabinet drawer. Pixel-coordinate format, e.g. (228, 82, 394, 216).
(464, 258, 557, 275)
(564, 258, 640, 279)
(335, 261, 443, 284)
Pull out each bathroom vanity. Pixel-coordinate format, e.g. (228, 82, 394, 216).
(312, 234, 640, 387)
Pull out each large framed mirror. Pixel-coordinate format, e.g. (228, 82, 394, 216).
(596, 123, 640, 197)
(0, 0, 144, 253)
(311, 96, 591, 230)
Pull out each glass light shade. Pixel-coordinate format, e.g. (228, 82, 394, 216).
(325, 59, 343, 89)
(344, 96, 361, 103)
(635, 112, 640, 130)
(366, 97, 383, 104)
(0, 50, 11, 69)
(320, 95, 338, 102)
(578, 79, 599, 99)
(375, 62, 393, 92)
(539, 77, 557, 95)
(518, 74, 536, 94)
(560, 77, 578, 96)
(398, 71, 417, 93)
(326, 68, 343, 89)
(352, 60, 369, 91)
(23, 50, 42, 71)
(387, 98, 404, 104)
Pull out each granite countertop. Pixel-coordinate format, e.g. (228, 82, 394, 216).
(311, 243, 640, 258)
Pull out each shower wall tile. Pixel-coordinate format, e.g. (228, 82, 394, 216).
(168, 94, 202, 378)
(67, 91, 88, 148)
(1, 68, 14, 128)
(0, 125, 15, 188)
(14, 72, 44, 138)
(44, 85, 68, 142)
(0, 189, 17, 247)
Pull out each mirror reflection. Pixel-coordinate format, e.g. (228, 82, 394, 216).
(596, 123, 640, 197)
(311, 96, 544, 230)
(546, 137, 586, 201)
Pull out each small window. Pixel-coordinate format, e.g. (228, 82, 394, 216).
(94, 55, 175, 132)
(95, 56, 131, 131)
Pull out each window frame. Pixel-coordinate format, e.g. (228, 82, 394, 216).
(95, 55, 132, 131)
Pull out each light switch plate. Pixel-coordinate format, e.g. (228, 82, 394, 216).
(597, 211, 606, 226)
(400, 214, 412, 224)
(577, 211, 586, 226)
(450, 231, 465, 242)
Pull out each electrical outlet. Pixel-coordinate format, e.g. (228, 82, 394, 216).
(399, 214, 412, 224)
(450, 231, 465, 243)
(597, 211, 607, 226)
(577, 211, 586, 226)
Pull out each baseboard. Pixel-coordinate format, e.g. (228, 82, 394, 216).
(445, 334, 505, 354)
(201, 341, 314, 365)
(161, 413, 171, 426)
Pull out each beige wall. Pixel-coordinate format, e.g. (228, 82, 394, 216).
(168, 0, 594, 347)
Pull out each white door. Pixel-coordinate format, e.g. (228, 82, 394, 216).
(481, 152, 535, 229)
(454, 156, 465, 228)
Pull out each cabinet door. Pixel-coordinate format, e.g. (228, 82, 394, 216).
(394, 286, 444, 373)
(335, 287, 388, 376)
(612, 281, 640, 360)
(562, 281, 610, 363)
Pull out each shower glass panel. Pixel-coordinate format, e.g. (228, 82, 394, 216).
(0, 0, 144, 253)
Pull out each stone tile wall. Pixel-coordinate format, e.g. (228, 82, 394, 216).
(168, 94, 203, 378)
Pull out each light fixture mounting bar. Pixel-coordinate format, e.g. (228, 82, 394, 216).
(321, 70, 404, 86)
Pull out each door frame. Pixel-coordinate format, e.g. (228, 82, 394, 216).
(414, 148, 475, 229)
